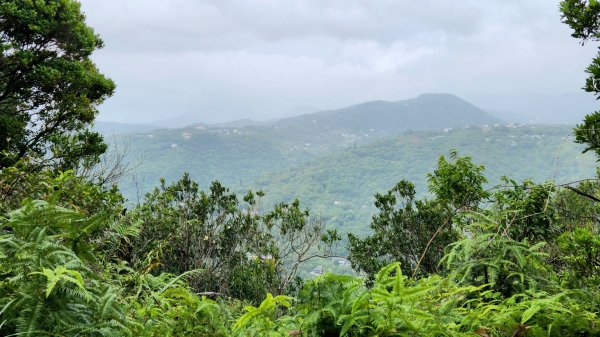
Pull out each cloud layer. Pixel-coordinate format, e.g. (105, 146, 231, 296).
(79, 0, 598, 124)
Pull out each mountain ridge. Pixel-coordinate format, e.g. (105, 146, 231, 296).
(99, 93, 501, 135)
(272, 93, 501, 135)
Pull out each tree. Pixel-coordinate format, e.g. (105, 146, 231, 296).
(131, 173, 337, 303)
(348, 151, 488, 279)
(561, 0, 600, 158)
(559, 0, 600, 291)
(0, 0, 115, 169)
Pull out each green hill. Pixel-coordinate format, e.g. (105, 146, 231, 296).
(113, 94, 501, 197)
(273, 93, 501, 135)
(252, 124, 596, 237)
(107, 95, 595, 240)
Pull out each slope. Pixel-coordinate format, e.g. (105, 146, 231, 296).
(111, 93, 502, 200)
(253, 125, 596, 237)
(273, 93, 501, 137)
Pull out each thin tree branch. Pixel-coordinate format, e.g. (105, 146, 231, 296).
(564, 185, 600, 202)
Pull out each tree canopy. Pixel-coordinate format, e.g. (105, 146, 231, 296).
(0, 0, 115, 169)
(561, 0, 600, 158)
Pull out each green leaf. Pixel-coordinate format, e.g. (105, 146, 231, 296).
(521, 304, 541, 324)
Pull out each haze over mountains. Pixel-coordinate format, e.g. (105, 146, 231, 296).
(272, 93, 500, 134)
(97, 93, 500, 134)
(102, 93, 595, 244)
(102, 93, 504, 194)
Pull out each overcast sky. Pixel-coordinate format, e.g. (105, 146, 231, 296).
(79, 0, 599, 125)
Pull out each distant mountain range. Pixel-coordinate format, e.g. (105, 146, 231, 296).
(273, 93, 500, 135)
(95, 93, 596, 275)
(105, 93, 506, 196)
(102, 93, 593, 239)
(93, 121, 158, 135)
(98, 93, 501, 135)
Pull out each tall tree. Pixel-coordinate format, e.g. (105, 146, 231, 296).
(561, 0, 600, 157)
(0, 0, 115, 169)
(131, 173, 337, 303)
(348, 151, 488, 278)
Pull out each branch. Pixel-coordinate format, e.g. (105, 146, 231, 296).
(411, 211, 455, 279)
(564, 185, 600, 202)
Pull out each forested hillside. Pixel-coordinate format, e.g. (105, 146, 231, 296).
(111, 93, 504, 199)
(1, 1, 600, 337)
(270, 93, 500, 139)
(255, 124, 596, 236)
(113, 122, 596, 239)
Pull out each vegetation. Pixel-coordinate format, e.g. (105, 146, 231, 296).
(113, 124, 596, 242)
(1, 1, 600, 336)
(0, 0, 115, 170)
(272, 93, 500, 139)
(348, 150, 488, 278)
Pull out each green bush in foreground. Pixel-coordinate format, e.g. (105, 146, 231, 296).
(1, 181, 599, 336)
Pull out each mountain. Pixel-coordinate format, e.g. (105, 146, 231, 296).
(273, 93, 501, 135)
(253, 124, 595, 237)
(107, 94, 596, 227)
(93, 121, 158, 135)
(110, 93, 502, 198)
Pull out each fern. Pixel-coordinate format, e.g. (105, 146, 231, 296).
(0, 201, 130, 337)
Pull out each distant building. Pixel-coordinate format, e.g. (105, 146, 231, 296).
(310, 266, 324, 276)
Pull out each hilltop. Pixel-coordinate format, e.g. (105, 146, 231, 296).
(109, 93, 504, 197)
(253, 124, 595, 237)
(105, 96, 595, 240)
(273, 93, 501, 135)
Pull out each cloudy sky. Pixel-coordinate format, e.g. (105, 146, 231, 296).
(79, 0, 598, 125)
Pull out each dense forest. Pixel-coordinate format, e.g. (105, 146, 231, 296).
(1, 1, 600, 336)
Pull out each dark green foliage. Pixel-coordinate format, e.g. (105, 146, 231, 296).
(0, 201, 129, 336)
(131, 173, 280, 302)
(130, 173, 334, 303)
(294, 274, 363, 337)
(443, 213, 553, 297)
(348, 152, 487, 279)
(232, 259, 600, 337)
(561, 0, 600, 159)
(123, 270, 233, 337)
(0, 0, 115, 168)
(0, 165, 124, 215)
(557, 227, 600, 288)
(347, 181, 453, 277)
(573, 111, 600, 159)
(561, 0, 600, 42)
(493, 178, 559, 243)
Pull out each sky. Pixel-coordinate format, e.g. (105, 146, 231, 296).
(79, 0, 599, 125)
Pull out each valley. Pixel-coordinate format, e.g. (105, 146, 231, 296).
(106, 94, 596, 239)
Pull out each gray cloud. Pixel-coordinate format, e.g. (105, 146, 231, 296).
(79, 0, 598, 124)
